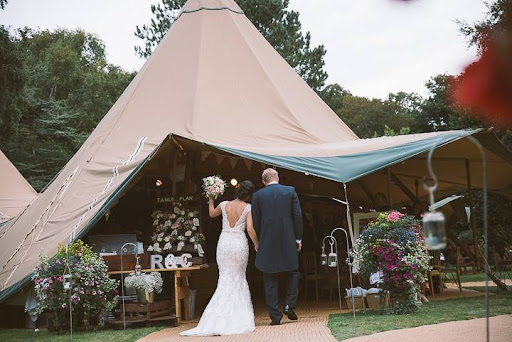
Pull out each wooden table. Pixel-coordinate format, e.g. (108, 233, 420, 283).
(108, 265, 208, 325)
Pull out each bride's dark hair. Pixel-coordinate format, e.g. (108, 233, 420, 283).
(235, 180, 255, 201)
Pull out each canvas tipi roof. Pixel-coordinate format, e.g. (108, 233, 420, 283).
(0, 150, 37, 222)
(0, 0, 359, 300)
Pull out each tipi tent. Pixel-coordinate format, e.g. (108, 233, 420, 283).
(1, 0, 511, 301)
(0, 150, 37, 222)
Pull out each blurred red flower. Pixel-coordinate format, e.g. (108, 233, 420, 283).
(453, 41, 512, 127)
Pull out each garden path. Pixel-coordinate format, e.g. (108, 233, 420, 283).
(138, 286, 495, 342)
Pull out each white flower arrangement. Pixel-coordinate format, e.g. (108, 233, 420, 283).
(148, 202, 205, 256)
(202, 175, 227, 199)
(124, 272, 163, 294)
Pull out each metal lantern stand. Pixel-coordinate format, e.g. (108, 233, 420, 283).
(63, 243, 73, 339)
(321, 227, 356, 321)
(120, 242, 139, 330)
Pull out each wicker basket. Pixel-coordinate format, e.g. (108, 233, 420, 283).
(365, 292, 389, 310)
(345, 295, 365, 311)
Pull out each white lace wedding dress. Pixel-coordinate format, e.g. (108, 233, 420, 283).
(180, 201, 255, 336)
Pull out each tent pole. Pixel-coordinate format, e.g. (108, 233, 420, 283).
(465, 159, 480, 270)
(387, 167, 393, 208)
(342, 183, 355, 245)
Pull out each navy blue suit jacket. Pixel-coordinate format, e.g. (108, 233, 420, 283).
(251, 183, 303, 273)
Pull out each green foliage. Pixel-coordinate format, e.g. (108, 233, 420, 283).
(335, 94, 412, 138)
(318, 83, 351, 113)
(0, 26, 24, 139)
(0, 28, 134, 190)
(134, 0, 328, 91)
(31, 241, 119, 331)
(411, 74, 482, 133)
(457, 0, 512, 54)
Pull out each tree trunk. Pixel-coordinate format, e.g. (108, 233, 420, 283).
(447, 231, 510, 292)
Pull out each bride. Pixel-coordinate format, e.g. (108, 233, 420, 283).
(180, 180, 259, 336)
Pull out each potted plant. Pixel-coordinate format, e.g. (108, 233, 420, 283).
(124, 272, 163, 304)
(31, 240, 119, 331)
(349, 211, 431, 314)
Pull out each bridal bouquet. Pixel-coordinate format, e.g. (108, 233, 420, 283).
(202, 175, 227, 199)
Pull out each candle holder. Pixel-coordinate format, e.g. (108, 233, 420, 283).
(328, 240, 337, 267)
(320, 246, 327, 266)
(63, 274, 72, 291)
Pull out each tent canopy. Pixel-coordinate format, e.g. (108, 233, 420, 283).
(0, 150, 37, 221)
(1, 0, 511, 302)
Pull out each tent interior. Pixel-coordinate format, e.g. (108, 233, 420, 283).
(58, 133, 512, 313)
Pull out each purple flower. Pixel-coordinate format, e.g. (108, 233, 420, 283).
(62, 303, 67, 308)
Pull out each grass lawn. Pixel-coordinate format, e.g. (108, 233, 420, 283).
(460, 271, 512, 283)
(0, 326, 164, 342)
(327, 287, 512, 341)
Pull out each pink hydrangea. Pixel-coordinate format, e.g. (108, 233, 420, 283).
(386, 211, 405, 222)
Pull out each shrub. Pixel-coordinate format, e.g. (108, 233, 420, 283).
(31, 240, 119, 330)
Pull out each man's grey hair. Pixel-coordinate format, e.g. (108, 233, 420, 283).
(262, 168, 279, 184)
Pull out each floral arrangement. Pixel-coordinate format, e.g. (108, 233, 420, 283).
(202, 175, 227, 199)
(125, 272, 163, 293)
(31, 240, 119, 330)
(348, 211, 431, 314)
(147, 200, 205, 256)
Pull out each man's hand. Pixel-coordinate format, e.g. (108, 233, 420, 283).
(296, 241, 302, 252)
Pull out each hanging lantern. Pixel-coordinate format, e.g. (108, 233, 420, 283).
(135, 256, 142, 276)
(328, 242, 337, 267)
(423, 211, 446, 250)
(320, 246, 327, 266)
(63, 274, 72, 291)
(328, 252, 337, 268)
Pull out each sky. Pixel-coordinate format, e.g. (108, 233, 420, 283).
(0, 0, 488, 99)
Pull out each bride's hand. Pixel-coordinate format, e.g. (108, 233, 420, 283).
(254, 244, 258, 252)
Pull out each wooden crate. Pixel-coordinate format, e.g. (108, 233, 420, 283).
(102, 252, 150, 272)
(345, 295, 365, 311)
(110, 300, 178, 327)
(365, 293, 389, 310)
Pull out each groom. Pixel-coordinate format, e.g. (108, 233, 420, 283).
(251, 168, 303, 325)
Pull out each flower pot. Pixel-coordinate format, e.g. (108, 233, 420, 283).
(137, 289, 155, 304)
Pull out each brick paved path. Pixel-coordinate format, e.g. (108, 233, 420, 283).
(138, 300, 342, 342)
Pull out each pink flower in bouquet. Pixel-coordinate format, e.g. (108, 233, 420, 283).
(386, 211, 405, 222)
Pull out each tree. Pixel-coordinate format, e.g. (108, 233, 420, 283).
(412, 74, 481, 133)
(0, 0, 8, 9)
(0, 26, 23, 140)
(335, 94, 411, 138)
(318, 83, 351, 113)
(457, 0, 512, 54)
(134, 0, 328, 91)
(0, 29, 134, 190)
